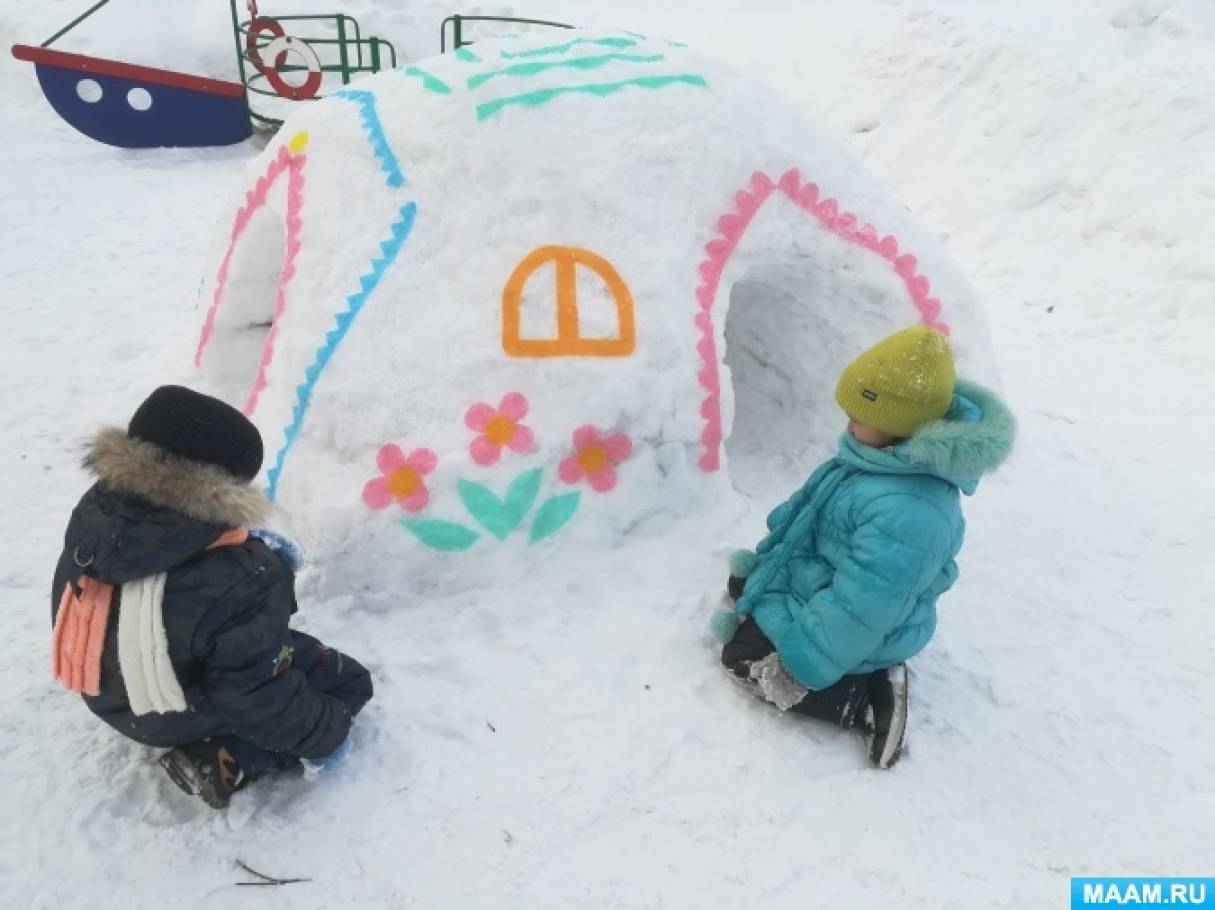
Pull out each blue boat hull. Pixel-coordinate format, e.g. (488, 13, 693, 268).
(29, 56, 250, 148)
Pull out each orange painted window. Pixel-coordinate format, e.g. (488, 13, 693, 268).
(502, 246, 635, 358)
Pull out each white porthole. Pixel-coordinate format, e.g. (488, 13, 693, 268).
(76, 79, 103, 103)
(127, 87, 153, 111)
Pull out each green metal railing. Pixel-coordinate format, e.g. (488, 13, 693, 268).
(231, 6, 398, 129)
(40, 0, 113, 46)
(440, 14, 573, 53)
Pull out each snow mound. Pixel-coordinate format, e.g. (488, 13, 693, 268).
(193, 29, 996, 596)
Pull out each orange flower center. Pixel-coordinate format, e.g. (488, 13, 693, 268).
(387, 466, 420, 498)
(485, 415, 517, 447)
(577, 444, 609, 475)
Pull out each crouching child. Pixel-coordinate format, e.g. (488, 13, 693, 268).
(50, 385, 373, 807)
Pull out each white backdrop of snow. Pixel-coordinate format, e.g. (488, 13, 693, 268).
(1, 0, 1213, 907)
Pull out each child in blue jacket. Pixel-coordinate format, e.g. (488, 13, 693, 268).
(716, 326, 1014, 768)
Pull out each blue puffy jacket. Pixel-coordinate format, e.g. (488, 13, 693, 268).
(732, 380, 1015, 689)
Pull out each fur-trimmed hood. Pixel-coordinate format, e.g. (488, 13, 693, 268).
(85, 427, 268, 528)
(838, 380, 1016, 495)
(56, 429, 270, 585)
(901, 380, 1016, 490)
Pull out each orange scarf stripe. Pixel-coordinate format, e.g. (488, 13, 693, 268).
(51, 526, 249, 698)
(207, 527, 250, 550)
(50, 578, 113, 696)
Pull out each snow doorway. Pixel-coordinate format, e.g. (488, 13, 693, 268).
(722, 266, 839, 498)
(722, 260, 904, 498)
(203, 207, 285, 410)
(715, 174, 939, 499)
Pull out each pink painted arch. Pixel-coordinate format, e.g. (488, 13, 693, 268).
(194, 143, 306, 416)
(693, 168, 953, 473)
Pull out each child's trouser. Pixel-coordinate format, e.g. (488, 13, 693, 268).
(721, 617, 870, 728)
(211, 631, 373, 779)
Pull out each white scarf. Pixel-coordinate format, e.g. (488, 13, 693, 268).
(116, 574, 187, 716)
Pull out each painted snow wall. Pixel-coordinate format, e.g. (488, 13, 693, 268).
(194, 29, 997, 596)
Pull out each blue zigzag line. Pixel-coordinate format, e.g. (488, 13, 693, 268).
(265, 202, 418, 500)
(335, 90, 405, 188)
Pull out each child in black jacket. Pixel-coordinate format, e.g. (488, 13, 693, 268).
(51, 385, 372, 808)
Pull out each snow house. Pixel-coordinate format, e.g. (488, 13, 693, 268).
(192, 29, 998, 596)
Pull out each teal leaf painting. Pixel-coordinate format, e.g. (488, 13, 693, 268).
(458, 468, 543, 540)
(400, 518, 480, 551)
(529, 493, 581, 545)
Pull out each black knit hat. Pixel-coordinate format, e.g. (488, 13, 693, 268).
(128, 386, 263, 482)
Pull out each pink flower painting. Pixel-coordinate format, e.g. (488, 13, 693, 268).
(362, 444, 437, 513)
(465, 392, 536, 466)
(558, 425, 632, 493)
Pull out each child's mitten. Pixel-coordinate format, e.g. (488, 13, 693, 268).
(713, 549, 756, 641)
(710, 604, 742, 643)
(728, 549, 758, 578)
(725, 548, 757, 602)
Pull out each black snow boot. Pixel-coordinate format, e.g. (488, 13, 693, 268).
(159, 740, 244, 809)
(863, 664, 909, 770)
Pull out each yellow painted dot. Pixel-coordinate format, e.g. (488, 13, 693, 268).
(289, 131, 309, 153)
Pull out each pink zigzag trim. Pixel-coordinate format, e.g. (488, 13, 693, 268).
(242, 158, 306, 416)
(694, 168, 952, 473)
(193, 145, 307, 417)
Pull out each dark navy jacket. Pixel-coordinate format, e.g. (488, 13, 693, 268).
(50, 429, 351, 758)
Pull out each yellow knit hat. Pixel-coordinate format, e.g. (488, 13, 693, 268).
(834, 326, 956, 438)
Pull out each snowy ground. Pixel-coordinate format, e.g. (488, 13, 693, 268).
(2, 0, 1213, 906)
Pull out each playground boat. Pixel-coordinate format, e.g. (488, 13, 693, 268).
(11, 44, 250, 148)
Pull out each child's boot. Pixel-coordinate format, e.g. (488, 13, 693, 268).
(159, 740, 244, 809)
(863, 663, 909, 770)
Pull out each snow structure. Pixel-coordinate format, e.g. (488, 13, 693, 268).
(193, 29, 997, 596)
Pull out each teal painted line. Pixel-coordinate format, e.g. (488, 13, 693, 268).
(455, 46, 479, 63)
(403, 65, 452, 95)
(620, 29, 687, 48)
(467, 53, 664, 90)
(265, 202, 418, 500)
(500, 36, 636, 59)
(476, 74, 708, 120)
